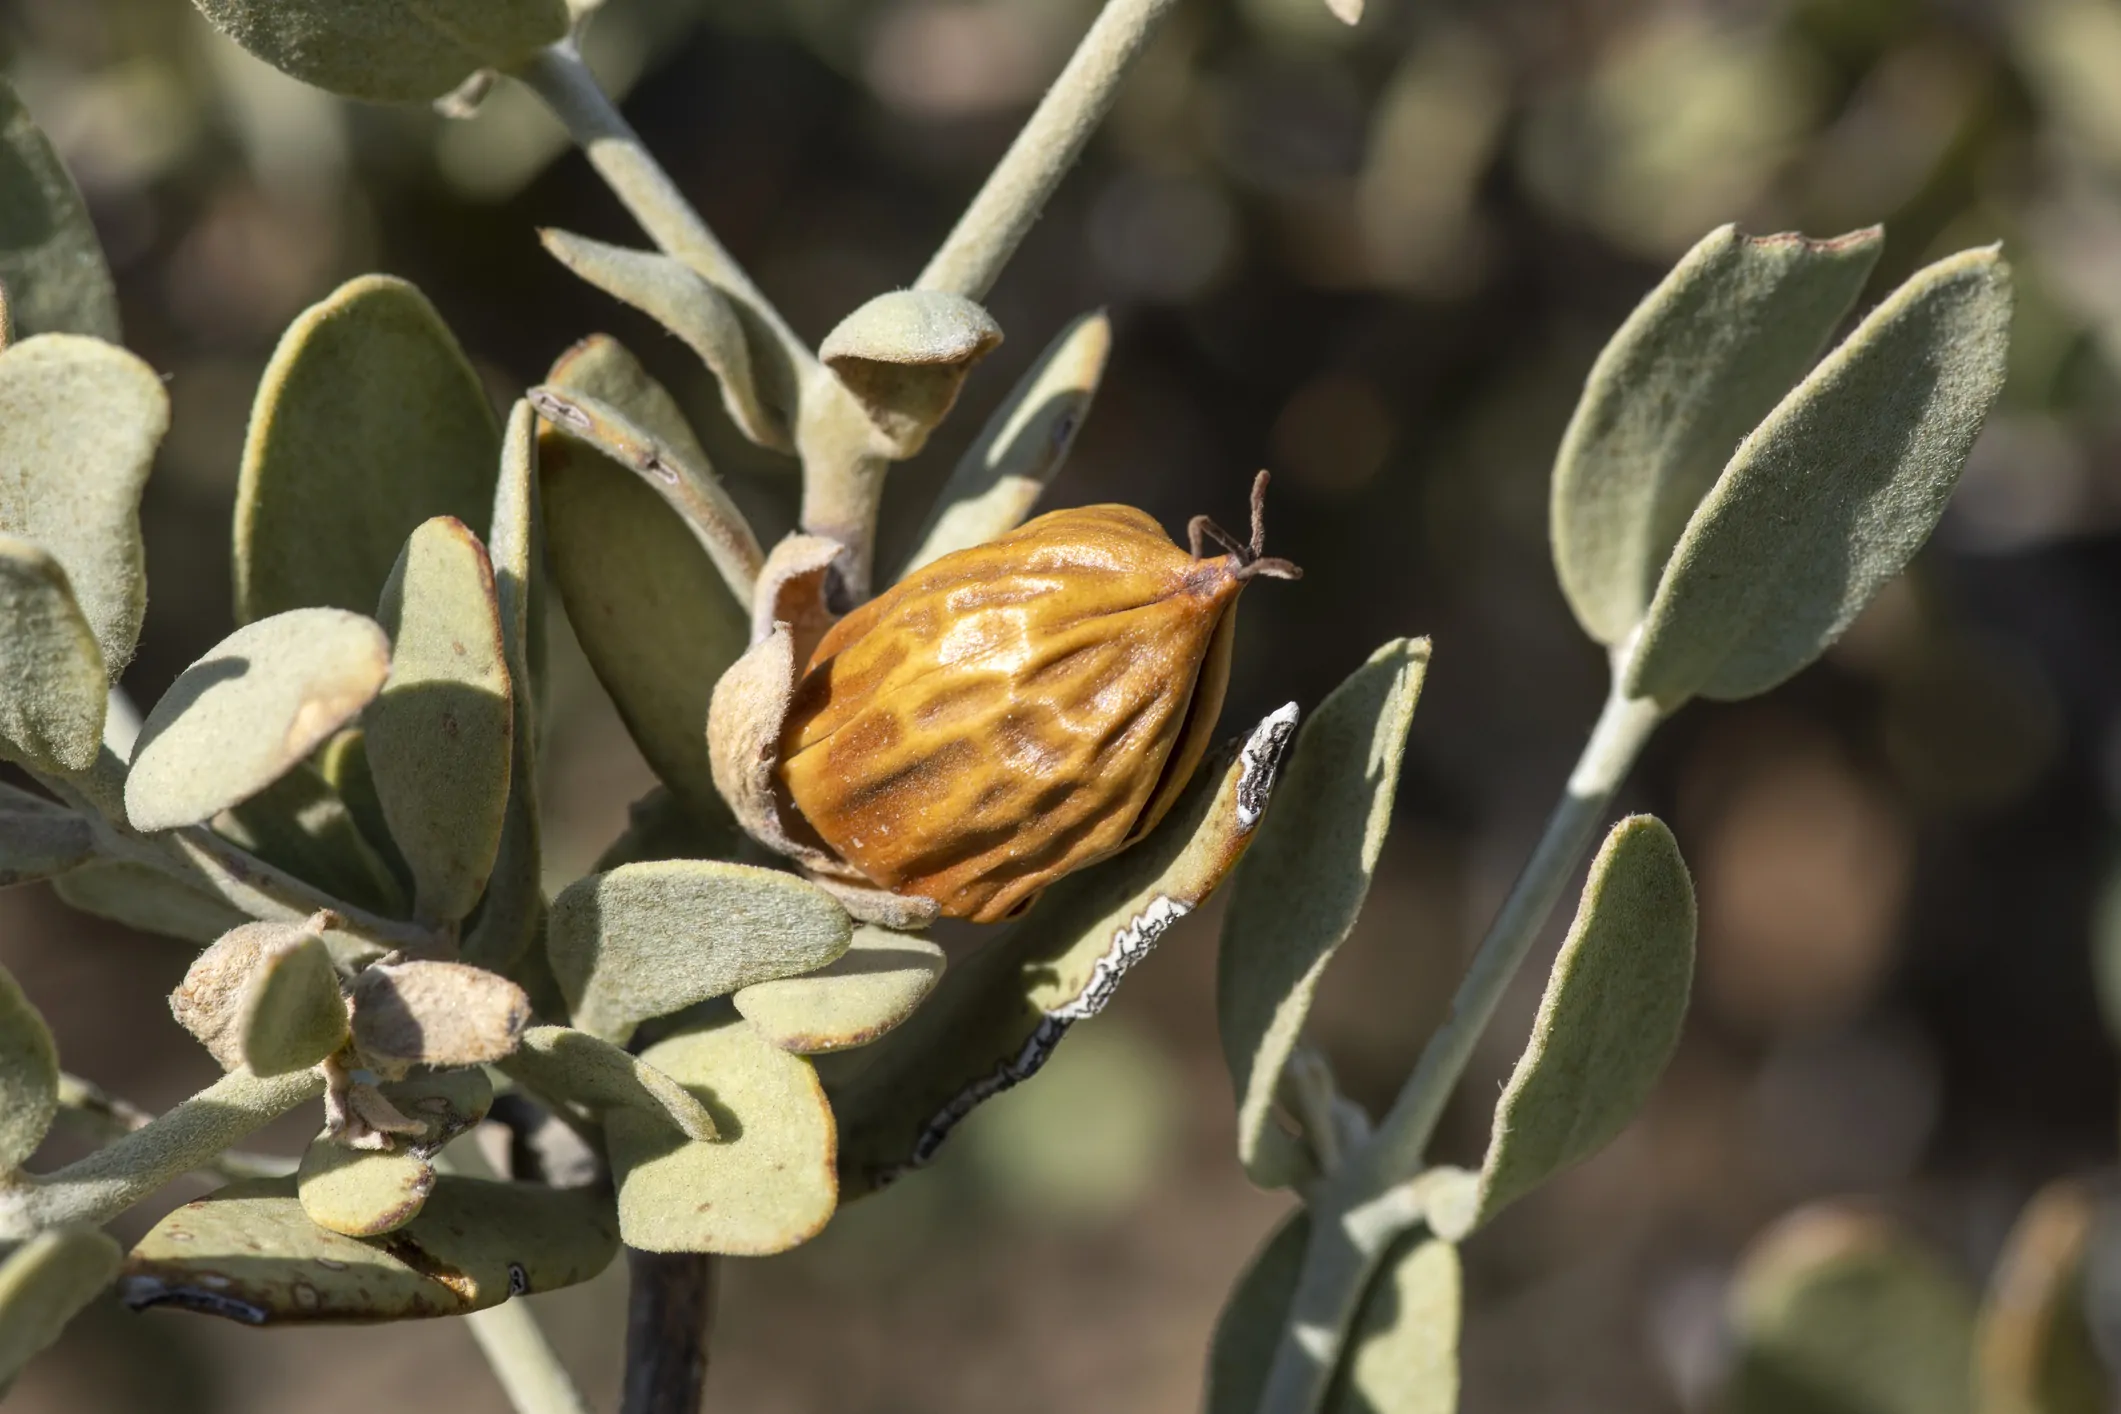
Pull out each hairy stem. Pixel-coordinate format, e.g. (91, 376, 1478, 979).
(55, 1072, 294, 1181)
(622, 1250, 717, 1414)
(467, 1301, 594, 1414)
(1251, 679, 1663, 1414)
(916, 0, 1181, 299)
(795, 385, 891, 597)
(0, 1068, 321, 1239)
(515, 42, 813, 382)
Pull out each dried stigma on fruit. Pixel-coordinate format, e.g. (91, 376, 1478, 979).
(772, 473, 1298, 923)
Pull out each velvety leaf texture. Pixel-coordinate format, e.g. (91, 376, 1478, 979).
(0, 536, 107, 775)
(733, 926, 946, 1054)
(234, 275, 501, 624)
(547, 859, 851, 1043)
(126, 609, 391, 834)
(1220, 640, 1427, 1188)
(1473, 814, 1695, 1225)
(370, 516, 514, 925)
(191, 0, 569, 104)
(0, 1226, 122, 1389)
(500, 1024, 717, 1141)
(0, 334, 168, 677)
(0, 78, 120, 340)
(1327, 1232, 1462, 1414)
(1206, 1211, 1310, 1414)
(540, 336, 748, 821)
(0, 958, 59, 1171)
(1625, 247, 2013, 706)
(238, 930, 347, 1077)
(1551, 223, 1882, 645)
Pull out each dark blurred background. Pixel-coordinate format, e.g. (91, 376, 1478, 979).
(4, 0, 2121, 1408)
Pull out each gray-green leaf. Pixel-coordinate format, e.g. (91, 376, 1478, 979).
(1624, 247, 2013, 707)
(901, 310, 1112, 573)
(539, 230, 793, 451)
(296, 1140, 434, 1237)
(464, 400, 544, 971)
(1207, 1211, 1311, 1414)
(217, 762, 409, 917)
(0, 1226, 121, 1390)
(0, 78, 119, 341)
(1552, 224, 1882, 645)
(54, 862, 248, 944)
(733, 925, 946, 1054)
(0, 959, 58, 1171)
(370, 516, 515, 925)
(541, 335, 748, 823)
(1468, 814, 1694, 1227)
(127, 609, 391, 833)
(239, 930, 347, 1076)
(192, 0, 569, 104)
(1726, 1205, 1976, 1414)
(0, 334, 168, 676)
(1220, 640, 1428, 1189)
(0, 798, 94, 888)
(606, 1008, 837, 1254)
(819, 289, 1003, 458)
(119, 1174, 616, 1321)
(548, 859, 852, 1043)
(235, 275, 501, 624)
(1327, 1232, 1462, 1414)
(0, 536, 107, 775)
(499, 1024, 716, 1141)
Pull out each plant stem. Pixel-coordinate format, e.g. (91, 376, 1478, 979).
(55, 1072, 293, 1181)
(515, 42, 813, 384)
(915, 0, 1181, 300)
(467, 1301, 594, 1414)
(0, 1068, 321, 1239)
(622, 1250, 717, 1414)
(1250, 679, 1663, 1414)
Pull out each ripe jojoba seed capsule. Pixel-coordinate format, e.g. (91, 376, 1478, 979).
(777, 472, 1298, 923)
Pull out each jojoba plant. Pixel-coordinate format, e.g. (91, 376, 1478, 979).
(0, 1, 2015, 1411)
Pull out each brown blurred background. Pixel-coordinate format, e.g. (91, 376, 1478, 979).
(5, 0, 2121, 1408)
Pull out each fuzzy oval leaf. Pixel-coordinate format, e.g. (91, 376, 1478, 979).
(0, 335, 167, 675)
(0, 959, 58, 1170)
(1327, 1233, 1462, 1414)
(0, 1226, 121, 1388)
(0, 80, 117, 341)
(827, 704, 1300, 1197)
(0, 536, 107, 775)
(192, 0, 568, 104)
(126, 609, 390, 833)
(170, 916, 330, 1071)
(903, 311, 1112, 574)
(239, 931, 347, 1076)
(607, 1008, 837, 1254)
(1470, 815, 1694, 1227)
(500, 1025, 715, 1141)
(820, 290, 1003, 457)
(1552, 225, 1883, 645)
(1207, 1211, 1311, 1414)
(1727, 1205, 1976, 1414)
(296, 1140, 434, 1238)
(350, 961, 530, 1072)
(1220, 640, 1428, 1188)
(1625, 248, 2013, 707)
(548, 860, 851, 1044)
(0, 800, 94, 888)
(541, 336, 748, 821)
(539, 231, 791, 450)
(369, 516, 514, 924)
(1974, 1179, 2105, 1414)
(465, 402, 545, 971)
(235, 275, 501, 624)
(733, 926, 945, 1054)
(119, 1174, 617, 1322)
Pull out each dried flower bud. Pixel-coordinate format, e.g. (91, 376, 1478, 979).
(776, 472, 1298, 922)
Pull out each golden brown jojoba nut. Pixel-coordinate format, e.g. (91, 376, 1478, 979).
(777, 475, 1297, 923)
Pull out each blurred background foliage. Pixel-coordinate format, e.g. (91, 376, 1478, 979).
(4, 0, 2121, 1408)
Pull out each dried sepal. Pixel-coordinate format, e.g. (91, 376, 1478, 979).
(169, 912, 340, 1073)
(348, 959, 531, 1077)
